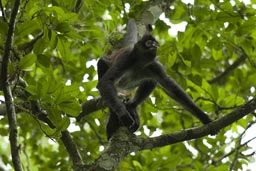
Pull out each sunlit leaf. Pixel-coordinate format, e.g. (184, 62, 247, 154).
(19, 53, 37, 70)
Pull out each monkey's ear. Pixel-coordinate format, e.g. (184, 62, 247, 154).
(143, 24, 154, 37)
(146, 24, 153, 33)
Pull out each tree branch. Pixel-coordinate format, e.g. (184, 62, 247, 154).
(88, 98, 256, 170)
(60, 131, 84, 171)
(208, 51, 247, 84)
(0, 0, 7, 22)
(0, 77, 84, 169)
(140, 98, 255, 149)
(18, 31, 43, 55)
(72, 0, 83, 13)
(76, 97, 105, 121)
(0, 0, 22, 170)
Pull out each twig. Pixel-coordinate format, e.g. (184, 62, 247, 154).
(86, 119, 105, 145)
(0, 0, 7, 22)
(0, 0, 23, 170)
(18, 0, 29, 21)
(208, 53, 247, 84)
(72, 0, 83, 13)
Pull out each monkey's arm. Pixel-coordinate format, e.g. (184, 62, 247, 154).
(97, 57, 111, 80)
(129, 80, 157, 108)
(97, 56, 136, 127)
(149, 62, 212, 124)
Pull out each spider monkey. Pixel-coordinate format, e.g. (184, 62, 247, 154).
(97, 32, 215, 140)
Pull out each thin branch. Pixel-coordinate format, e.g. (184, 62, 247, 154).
(208, 53, 247, 84)
(18, 31, 43, 55)
(86, 119, 105, 145)
(76, 97, 105, 121)
(212, 123, 256, 166)
(60, 131, 84, 170)
(72, 0, 83, 13)
(0, 0, 7, 22)
(0, 0, 22, 170)
(18, 0, 29, 21)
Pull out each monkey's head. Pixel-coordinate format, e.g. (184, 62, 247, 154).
(134, 34, 159, 58)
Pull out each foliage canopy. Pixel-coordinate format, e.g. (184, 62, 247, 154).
(0, 0, 256, 170)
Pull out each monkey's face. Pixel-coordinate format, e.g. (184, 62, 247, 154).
(135, 34, 159, 58)
(143, 38, 159, 58)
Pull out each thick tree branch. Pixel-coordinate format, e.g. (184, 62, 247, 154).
(140, 98, 255, 149)
(0, 0, 22, 170)
(89, 98, 256, 170)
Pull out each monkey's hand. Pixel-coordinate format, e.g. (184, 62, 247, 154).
(125, 103, 140, 132)
(119, 112, 135, 129)
(116, 104, 135, 128)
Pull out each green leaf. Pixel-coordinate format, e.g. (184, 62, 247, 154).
(37, 54, 51, 67)
(40, 122, 57, 136)
(208, 37, 222, 50)
(55, 22, 71, 33)
(132, 160, 142, 170)
(211, 49, 223, 60)
(48, 106, 62, 127)
(188, 74, 202, 86)
(48, 30, 58, 49)
(59, 117, 70, 131)
(33, 36, 49, 55)
(59, 98, 81, 117)
(16, 20, 40, 37)
(19, 53, 37, 70)
(0, 20, 8, 37)
(57, 35, 71, 60)
(191, 44, 202, 59)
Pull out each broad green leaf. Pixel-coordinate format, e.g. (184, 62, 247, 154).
(55, 22, 71, 33)
(59, 98, 81, 117)
(191, 44, 202, 59)
(48, 106, 62, 127)
(40, 122, 57, 136)
(33, 36, 49, 54)
(16, 20, 40, 37)
(37, 54, 51, 67)
(48, 30, 58, 49)
(208, 37, 222, 50)
(57, 35, 71, 60)
(19, 53, 37, 70)
(188, 74, 202, 86)
(132, 160, 142, 170)
(212, 49, 223, 60)
(59, 117, 70, 131)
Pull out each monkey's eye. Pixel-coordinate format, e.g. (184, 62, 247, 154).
(145, 40, 153, 48)
(145, 39, 159, 48)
